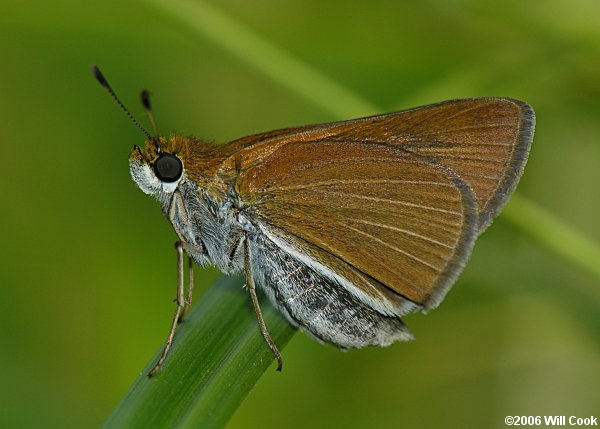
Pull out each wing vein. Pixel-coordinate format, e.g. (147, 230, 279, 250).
(349, 218, 454, 249)
(321, 190, 463, 215)
(269, 179, 454, 192)
(422, 154, 507, 163)
(437, 103, 489, 122)
(423, 123, 515, 136)
(343, 223, 443, 274)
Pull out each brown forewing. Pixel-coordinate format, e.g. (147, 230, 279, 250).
(235, 141, 478, 307)
(380, 98, 534, 229)
(224, 98, 534, 231)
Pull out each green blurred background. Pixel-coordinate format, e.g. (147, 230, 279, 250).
(1, 0, 599, 428)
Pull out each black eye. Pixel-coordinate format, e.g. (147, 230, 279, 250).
(153, 154, 183, 182)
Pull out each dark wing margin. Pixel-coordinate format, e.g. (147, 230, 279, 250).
(475, 99, 534, 229)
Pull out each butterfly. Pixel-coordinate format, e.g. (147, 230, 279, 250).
(93, 66, 535, 374)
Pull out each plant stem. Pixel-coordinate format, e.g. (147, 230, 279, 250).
(503, 194, 600, 287)
(103, 276, 296, 429)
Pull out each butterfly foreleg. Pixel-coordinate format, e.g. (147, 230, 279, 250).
(148, 240, 203, 377)
(148, 240, 187, 377)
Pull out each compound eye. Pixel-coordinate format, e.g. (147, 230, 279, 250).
(153, 154, 183, 182)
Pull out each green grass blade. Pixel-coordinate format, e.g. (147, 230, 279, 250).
(503, 194, 600, 291)
(103, 276, 296, 429)
(143, 0, 600, 282)
(144, 0, 378, 118)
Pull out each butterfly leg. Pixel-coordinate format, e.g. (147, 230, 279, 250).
(245, 239, 283, 371)
(176, 241, 204, 323)
(148, 240, 186, 377)
(178, 253, 194, 323)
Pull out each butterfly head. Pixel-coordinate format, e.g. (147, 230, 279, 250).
(92, 65, 235, 199)
(129, 135, 192, 196)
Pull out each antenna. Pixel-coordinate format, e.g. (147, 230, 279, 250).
(91, 65, 153, 141)
(140, 90, 159, 138)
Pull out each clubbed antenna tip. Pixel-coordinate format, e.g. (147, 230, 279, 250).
(140, 89, 159, 138)
(140, 89, 152, 111)
(91, 65, 110, 89)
